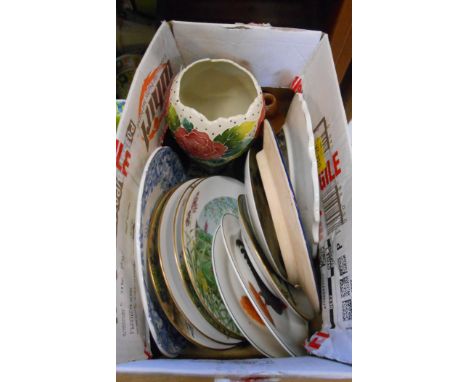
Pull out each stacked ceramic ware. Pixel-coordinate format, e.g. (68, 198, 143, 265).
(134, 59, 321, 358)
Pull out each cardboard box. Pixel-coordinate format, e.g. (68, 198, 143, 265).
(116, 20, 351, 380)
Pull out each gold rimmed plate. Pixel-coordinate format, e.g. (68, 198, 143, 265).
(134, 146, 188, 357)
(181, 176, 245, 339)
(159, 179, 242, 346)
(173, 177, 243, 340)
(147, 188, 235, 350)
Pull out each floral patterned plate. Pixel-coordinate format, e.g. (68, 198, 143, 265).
(173, 178, 244, 341)
(182, 176, 244, 338)
(149, 188, 234, 350)
(212, 225, 288, 358)
(159, 179, 241, 346)
(135, 146, 188, 357)
(221, 214, 309, 357)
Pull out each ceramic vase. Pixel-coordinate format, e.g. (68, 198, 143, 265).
(165, 58, 265, 167)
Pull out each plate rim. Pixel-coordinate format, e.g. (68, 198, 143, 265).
(147, 189, 235, 351)
(158, 179, 241, 346)
(134, 146, 188, 357)
(237, 194, 314, 321)
(212, 225, 289, 358)
(221, 213, 309, 357)
(180, 176, 245, 339)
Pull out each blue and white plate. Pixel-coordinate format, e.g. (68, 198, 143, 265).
(135, 146, 188, 357)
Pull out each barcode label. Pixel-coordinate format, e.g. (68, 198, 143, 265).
(340, 276, 351, 298)
(338, 254, 348, 276)
(313, 117, 345, 234)
(322, 185, 344, 234)
(342, 299, 352, 321)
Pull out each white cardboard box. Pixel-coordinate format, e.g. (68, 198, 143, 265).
(116, 20, 351, 380)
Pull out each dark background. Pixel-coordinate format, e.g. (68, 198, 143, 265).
(116, 0, 351, 120)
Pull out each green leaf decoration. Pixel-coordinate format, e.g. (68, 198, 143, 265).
(214, 121, 256, 149)
(166, 104, 180, 132)
(182, 118, 194, 132)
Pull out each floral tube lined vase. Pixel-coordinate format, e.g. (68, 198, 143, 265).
(166, 58, 265, 167)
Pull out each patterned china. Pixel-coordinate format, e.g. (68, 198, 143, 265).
(147, 190, 233, 350)
(238, 195, 315, 321)
(134, 146, 188, 357)
(172, 178, 241, 339)
(212, 226, 289, 358)
(221, 214, 309, 356)
(158, 179, 241, 346)
(182, 176, 244, 338)
(166, 58, 265, 167)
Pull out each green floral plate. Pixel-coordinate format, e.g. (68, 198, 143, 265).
(182, 176, 245, 338)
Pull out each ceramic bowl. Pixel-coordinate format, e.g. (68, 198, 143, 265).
(166, 58, 265, 167)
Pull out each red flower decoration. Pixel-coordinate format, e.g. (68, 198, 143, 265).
(174, 127, 227, 160)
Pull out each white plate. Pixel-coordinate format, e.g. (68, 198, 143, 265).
(282, 93, 320, 246)
(173, 178, 242, 339)
(134, 147, 188, 357)
(244, 148, 288, 281)
(212, 226, 289, 358)
(221, 214, 309, 356)
(238, 194, 315, 321)
(182, 176, 244, 338)
(147, 190, 233, 351)
(159, 179, 241, 346)
(256, 121, 320, 316)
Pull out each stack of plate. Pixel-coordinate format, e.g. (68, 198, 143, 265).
(134, 94, 321, 358)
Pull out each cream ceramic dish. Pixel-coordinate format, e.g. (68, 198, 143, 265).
(244, 148, 288, 282)
(221, 214, 309, 357)
(212, 226, 289, 358)
(282, 93, 320, 247)
(256, 121, 320, 315)
(159, 179, 241, 346)
(166, 59, 265, 167)
(238, 195, 315, 320)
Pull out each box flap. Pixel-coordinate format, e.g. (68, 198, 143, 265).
(117, 356, 352, 379)
(170, 20, 322, 87)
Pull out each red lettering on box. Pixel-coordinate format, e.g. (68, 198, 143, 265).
(116, 139, 131, 176)
(318, 150, 342, 190)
